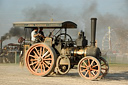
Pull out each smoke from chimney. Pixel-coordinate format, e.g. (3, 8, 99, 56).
(2, 0, 128, 49)
(1, 27, 25, 41)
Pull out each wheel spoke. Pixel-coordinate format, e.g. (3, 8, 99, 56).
(92, 65, 98, 68)
(33, 51, 39, 57)
(40, 47, 42, 57)
(101, 68, 107, 70)
(81, 69, 87, 72)
(42, 51, 49, 58)
(45, 61, 51, 65)
(36, 62, 41, 72)
(33, 62, 39, 70)
(29, 55, 38, 59)
(43, 53, 51, 59)
(88, 71, 91, 77)
(89, 71, 94, 77)
(88, 59, 90, 66)
(30, 61, 37, 66)
(43, 58, 52, 61)
(101, 63, 105, 66)
(90, 60, 94, 66)
(80, 65, 86, 68)
(40, 63, 43, 72)
(83, 61, 87, 67)
(44, 62, 50, 68)
(84, 70, 89, 76)
(101, 71, 104, 75)
(30, 59, 37, 61)
(90, 71, 96, 76)
(34, 47, 40, 56)
(44, 61, 51, 65)
(91, 69, 98, 72)
(42, 47, 45, 55)
(42, 62, 45, 72)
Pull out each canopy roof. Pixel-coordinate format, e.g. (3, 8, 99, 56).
(13, 21, 77, 29)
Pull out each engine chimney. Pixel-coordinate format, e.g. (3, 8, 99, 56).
(90, 18, 97, 47)
(0, 37, 2, 53)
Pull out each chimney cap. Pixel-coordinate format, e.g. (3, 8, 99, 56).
(91, 18, 97, 20)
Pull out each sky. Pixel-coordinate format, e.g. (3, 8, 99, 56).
(0, 0, 128, 48)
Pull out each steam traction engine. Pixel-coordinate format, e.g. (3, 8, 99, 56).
(13, 18, 109, 80)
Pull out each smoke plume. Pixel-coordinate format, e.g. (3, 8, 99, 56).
(22, 1, 128, 49)
(1, 27, 25, 41)
(2, 0, 128, 49)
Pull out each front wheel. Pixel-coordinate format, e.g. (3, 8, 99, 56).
(78, 56, 101, 80)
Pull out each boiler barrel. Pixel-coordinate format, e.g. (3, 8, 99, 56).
(70, 47, 101, 57)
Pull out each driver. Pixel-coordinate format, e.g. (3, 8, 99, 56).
(31, 28, 40, 43)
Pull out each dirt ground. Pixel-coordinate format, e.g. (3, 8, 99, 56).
(0, 64, 128, 85)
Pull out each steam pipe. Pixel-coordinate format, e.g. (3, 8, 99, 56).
(90, 18, 97, 47)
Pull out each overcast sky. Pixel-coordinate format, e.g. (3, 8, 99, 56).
(0, 0, 127, 47)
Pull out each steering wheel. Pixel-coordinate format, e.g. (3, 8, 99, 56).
(55, 33, 73, 45)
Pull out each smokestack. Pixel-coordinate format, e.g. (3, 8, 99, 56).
(90, 18, 97, 46)
(0, 37, 3, 53)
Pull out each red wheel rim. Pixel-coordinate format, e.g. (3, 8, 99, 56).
(78, 56, 101, 80)
(98, 57, 109, 79)
(25, 43, 56, 76)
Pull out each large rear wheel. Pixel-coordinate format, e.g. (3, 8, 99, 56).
(25, 43, 57, 76)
